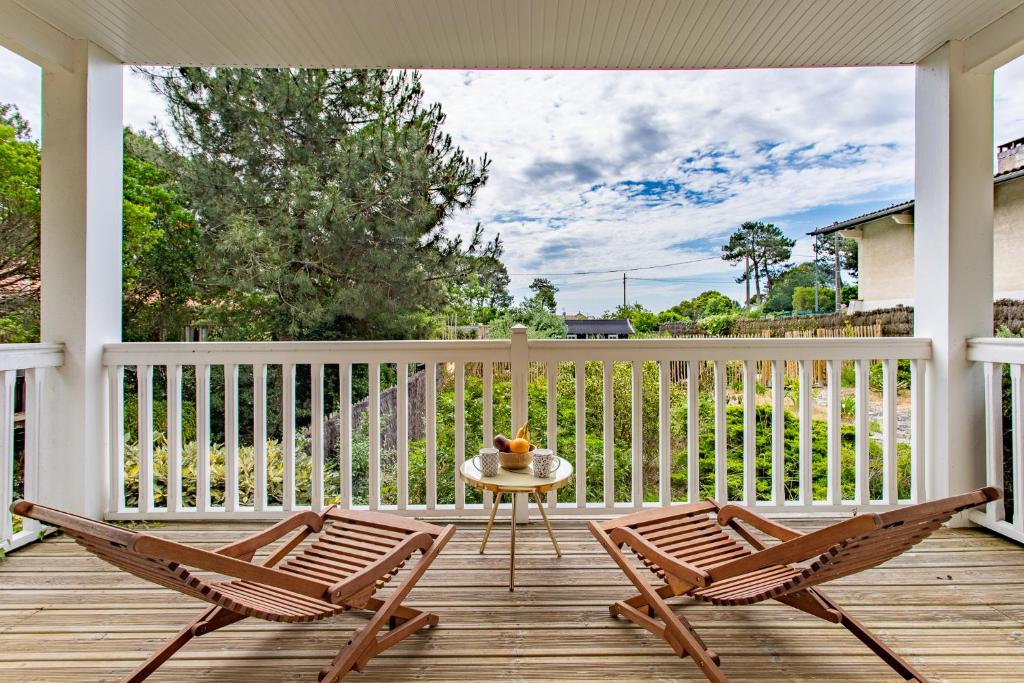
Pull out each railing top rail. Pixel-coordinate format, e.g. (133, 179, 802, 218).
(529, 336, 932, 361)
(103, 340, 513, 366)
(967, 336, 1024, 364)
(0, 343, 65, 371)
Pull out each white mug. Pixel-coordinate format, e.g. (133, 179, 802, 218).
(473, 447, 500, 477)
(532, 449, 557, 477)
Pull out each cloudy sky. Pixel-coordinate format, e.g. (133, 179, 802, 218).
(3, 47, 1024, 315)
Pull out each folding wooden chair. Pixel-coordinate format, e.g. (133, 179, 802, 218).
(589, 487, 1000, 683)
(11, 500, 455, 682)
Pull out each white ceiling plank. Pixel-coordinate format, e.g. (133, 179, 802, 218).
(10, 0, 1024, 69)
(964, 2, 1024, 72)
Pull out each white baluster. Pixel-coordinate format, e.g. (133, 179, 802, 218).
(1011, 364, 1023, 534)
(224, 364, 239, 512)
(281, 362, 296, 511)
(340, 363, 352, 509)
(107, 365, 125, 514)
(454, 362, 465, 510)
(910, 359, 926, 503)
(0, 371, 14, 544)
(602, 361, 614, 507)
(254, 363, 267, 512)
(742, 360, 756, 506)
(882, 359, 898, 504)
(576, 360, 586, 508)
(195, 363, 211, 512)
(798, 360, 812, 506)
(546, 361, 557, 507)
(826, 360, 842, 505)
(771, 360, 785, 506)
(713, 360, 726, 503)
(631, 360, 643, 508)
(21, 368, 43, 537)
(983, 362, 1005, 524)
(368, 362, 380, 510)
(426, 362, 437, 510)
(687, 360, 699, 504)
(397, 362, 409, 511)
(485, 362, 496, 509)
(854, 359, 870, 505)
(659, 360, 671, 506)
(137, 365, 153, 513)
(166, 364, 182, 512)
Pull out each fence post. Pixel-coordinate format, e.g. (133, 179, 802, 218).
(510, 325, 530, 521)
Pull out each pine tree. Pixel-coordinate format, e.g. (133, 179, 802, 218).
(721, 221, 795, 302)
(143, 67, 491, 340)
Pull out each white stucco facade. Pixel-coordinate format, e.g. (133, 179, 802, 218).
(844, 174, 1024, 310)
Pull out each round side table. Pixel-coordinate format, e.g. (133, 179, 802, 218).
(459, 456, 573, 591)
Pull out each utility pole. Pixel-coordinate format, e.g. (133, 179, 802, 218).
(744, 253, 750, 306)
(622, 273, 627, 308)
(813, 235, 820, 313)
(834, 232, 842, 312)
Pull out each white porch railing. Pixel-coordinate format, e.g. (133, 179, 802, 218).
(103, 333, 930, 520)
(967, 337, 1024, 543)
(0, 343, 63, 552)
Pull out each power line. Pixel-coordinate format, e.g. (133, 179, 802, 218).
(508, 254, 721, 277)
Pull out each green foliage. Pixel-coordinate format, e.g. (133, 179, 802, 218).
(696, 312, 739, 336)
(842, 284, 859, 304)
(868, 359, 912, 393)
(668, 291, 739, 320)
(144, 67, 491, 341)
(604, 303, 660, 333)
(0, 108, 40, 342)
(792, 286, 835, 313)
(527, 278, 558, 314)
(720, 221, 795, 301)
(763, 262, 830, 313)
(488, 305, 568, 339)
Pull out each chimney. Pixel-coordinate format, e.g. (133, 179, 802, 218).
(997, 137, 1024, 175)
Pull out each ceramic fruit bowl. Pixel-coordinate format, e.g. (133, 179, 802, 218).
(499, 445, 535, 470)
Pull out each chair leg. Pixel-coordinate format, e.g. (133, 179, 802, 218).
(804, 589, 930, 682)
(319, 526, 455, 682)
(123, 606, 245, 683)
(589, 523, 728, 683)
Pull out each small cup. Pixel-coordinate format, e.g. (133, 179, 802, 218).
(532, 449, 557, 478)
(473, 447, 500, 477)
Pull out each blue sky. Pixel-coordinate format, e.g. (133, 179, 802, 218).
(4, 48, 1024, 315)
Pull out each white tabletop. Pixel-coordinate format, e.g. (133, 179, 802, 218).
(459, 455, 574, 493)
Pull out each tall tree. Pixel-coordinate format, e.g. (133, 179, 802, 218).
(144, 67, 491, 340)
(527, 277, 559, 314)
(0, 105, 40, 342)
(720, 221, 794, 302)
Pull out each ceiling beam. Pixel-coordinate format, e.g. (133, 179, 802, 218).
(0, 0, 75, 72)
(963, 2, 1024, 72)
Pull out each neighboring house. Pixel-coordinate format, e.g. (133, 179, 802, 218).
(810, 138, 1024, 311)
(565, 319, 635, 339)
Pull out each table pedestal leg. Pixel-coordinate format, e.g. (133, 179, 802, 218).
(533, 491, 561, 557)
(509, 492, 517, 592)
(480, 491, 501, 554)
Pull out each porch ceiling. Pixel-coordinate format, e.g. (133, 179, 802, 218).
(7, 0, 1024, 70)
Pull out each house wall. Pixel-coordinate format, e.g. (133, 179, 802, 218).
(852, 175, 1024, 309)
(854, 218, 915, 309)
(994, 176, 1024, 299)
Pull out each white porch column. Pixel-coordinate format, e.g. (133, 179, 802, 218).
(38, 42, 123, 517)
(915, 41, 993, 503)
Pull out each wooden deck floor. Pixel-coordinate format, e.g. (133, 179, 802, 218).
(0, 516, 1022, 682)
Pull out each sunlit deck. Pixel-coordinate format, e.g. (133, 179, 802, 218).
(0, 517, 1021, 682)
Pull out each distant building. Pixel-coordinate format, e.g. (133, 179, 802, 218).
(810, 138, 1024, 311)
(565, 319, 635, 339)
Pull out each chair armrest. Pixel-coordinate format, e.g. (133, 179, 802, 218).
(214, 510, 325, 560)
(717, 505, 803, 542)
(609, 526, 711, 588)
(708, 513, 882, 582)
(132, 533, 332, 599)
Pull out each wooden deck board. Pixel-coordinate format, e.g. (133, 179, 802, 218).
(0, 518, 1022, 682)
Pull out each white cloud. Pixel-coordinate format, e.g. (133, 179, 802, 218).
(4, 44, 1024, 316)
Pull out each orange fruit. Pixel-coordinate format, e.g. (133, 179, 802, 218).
(508, 438, 531, 454)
